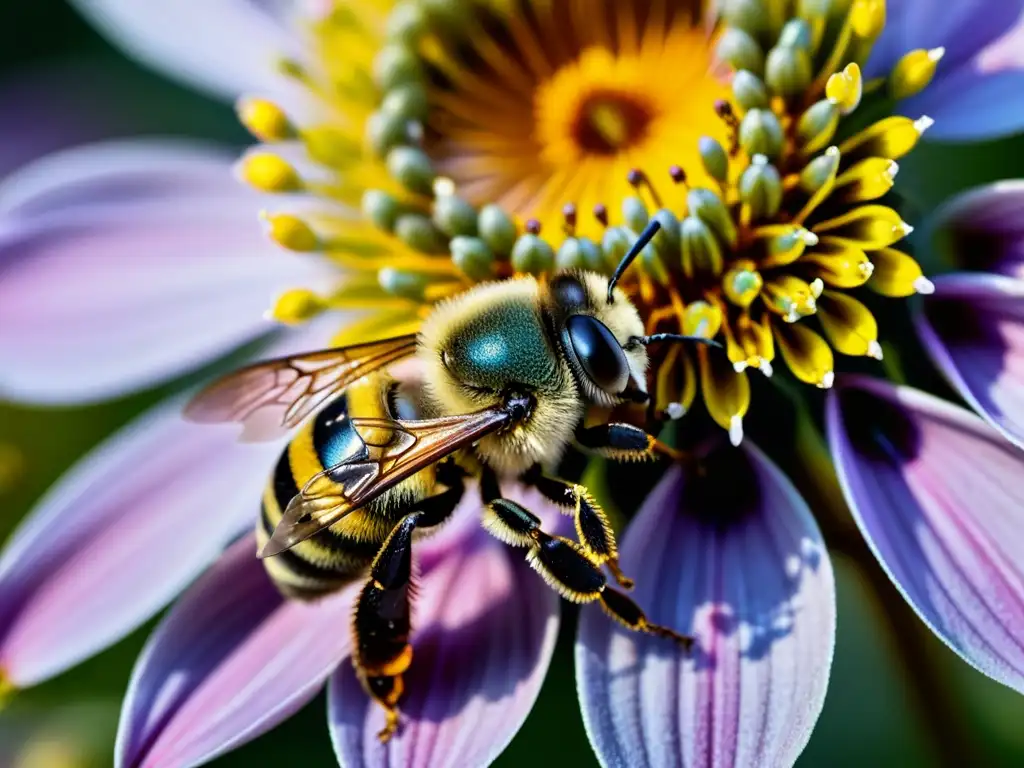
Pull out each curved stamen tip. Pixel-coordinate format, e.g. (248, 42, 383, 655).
(928, 46, 946, 62)
(867, 340, 884, 360)
(799, 228, 819, 246)
(819, 371, 836, 389)
(665, 402, 686, 420)
(728, 415, 744, 447)
(898, 221, 915, 236)
(733, 361, 749, 373)
(810, 278, 825, 298)
(914, 115, 935, 134)
(759, 359, 774, 377)
(914, 276, 936, 294)
(885, 160, 900, 180)
(825, 145, 840, 157)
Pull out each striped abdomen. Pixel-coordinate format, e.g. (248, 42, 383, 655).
(258, 379, 432, 600)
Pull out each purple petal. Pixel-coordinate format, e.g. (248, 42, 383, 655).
(916, 273, 1024, 449)
(69, 0, 302, 102)
(925, 181, 1024, 280)
(329, 485, 561, 768)
(867, 0, 1024, 140)
(0, 398, 282, 687)
(117, 534, 358, 768)
(0, 140, 329, 403)
(576, 446, 836, 768)
(827, 377, 1024, 694)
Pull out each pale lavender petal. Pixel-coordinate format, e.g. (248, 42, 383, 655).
(0, 399, 282, 686)
(329, 485, 561, 768)
(915, 273, 1024, 449)
(577, 445, 836, 768)
(827, 377, 1024, 694)
(0, 140, 329, 403)
(925, 181, 1024, 280)
(69, 0, 303, 102)
(867, 0, 1024, 140)
(117, 534, 358, 768)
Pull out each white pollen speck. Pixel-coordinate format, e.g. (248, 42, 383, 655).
(859, 261, 875, 277)
(733, 361, 749, 373)
(800, 229, 819, 246)
(928, 47, 946, 62)
(867, 340, 884, 360)
(915, 115, 935, 134)
(785, 554, 802, 578)
(914, 276, 936, 294)
(759, 359, 774, 377)
(825, 145, 840, 157)
(899, 222, 915, 236)
(810, 278, 824, 298)
(433, 177, 456, 197)
(666, 402, 686, 420)
(885, 160, 900, 180)
(820, 371, 836, 389)
(729, 415, 744, 447)
(753, 154, 769, 166)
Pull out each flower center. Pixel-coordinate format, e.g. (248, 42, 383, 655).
(574, 93, 651, 155)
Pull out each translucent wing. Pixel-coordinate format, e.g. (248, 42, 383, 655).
(260, 404, 519, 557)
(184, 335, 418, 440)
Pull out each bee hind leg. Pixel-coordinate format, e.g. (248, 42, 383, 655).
(353, 464, 465, 742)
(574, 422, 691, 463)
(479, 478, 693, 650)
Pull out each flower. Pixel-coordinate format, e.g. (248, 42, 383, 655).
(2, 0, 1024, 766)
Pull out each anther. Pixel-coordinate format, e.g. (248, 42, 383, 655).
(525, 218, 542, 235)
(913, 276, 936, 294)
(627, 168, 664, 208)
(562, 203, 578, 236)
(593, 204, 610, 228)
(669, 165, 688, 186)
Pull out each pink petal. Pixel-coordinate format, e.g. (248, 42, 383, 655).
(926, 181, 1024, 280)
(68, 0, 302, 102)
(0, 140, 328, 403)
(916, 273, 1024, 449)
(827, 377, 1024, 694)
(329, 485, 562, 768)
(576, 446, 836, 768)
(0, 399, 282, 686)
(117, 534, 357, 768)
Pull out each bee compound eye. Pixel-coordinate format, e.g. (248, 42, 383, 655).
(565, 314, 630, 395)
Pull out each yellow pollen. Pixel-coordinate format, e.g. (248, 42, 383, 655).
(584, 100, 633, 151)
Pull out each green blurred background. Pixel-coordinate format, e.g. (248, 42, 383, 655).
(2, 2, 1024, 766)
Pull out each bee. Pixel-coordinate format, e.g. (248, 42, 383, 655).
(186, 220, 714, 741)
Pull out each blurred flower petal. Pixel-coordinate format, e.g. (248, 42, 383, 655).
(827, 377, 1024, 694)
(868, 0, 1024, 140)
(926, 181, 1024, 280)
(576, 446, 836, 768)
(0, 140, 329, 403)
(69, 0, 300, 102)
(0, 400, 281, 687)
(117, 534, 356, 768)
(329, 486, 561, 768)
(916, 273, 1024, 448)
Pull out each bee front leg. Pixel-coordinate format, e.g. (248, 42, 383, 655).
(520, 465, 634, 590)
(574, 422, 690, 463)
(480, 480, 693, 650)
(353, 467, 464, 742)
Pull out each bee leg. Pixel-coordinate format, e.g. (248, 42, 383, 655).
(481, 495, 693, 649)
(521, 465, 634, 590)
(353, 467, 465, 742)
(574, 422, 690, 463)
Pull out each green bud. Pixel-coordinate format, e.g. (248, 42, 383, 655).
(477, 204, 518, 255)
(601, 226, 632, 271)
(723, 265, 764, 308)
(556, 237, 605, 271)
(765, 45, 812, 97)
(699, 137, 729, 182)
(796, 100, 839, 154)
(450, 236, 495, 280)
(366, 110, 421, 157)
(381, 84, 429, 122)
(379, 267, 429, 300)
(715, 27, 765, 75)
(362, 189, 401, 231)
(373, 45, 423, 91)
(739, 156, 783, 220)
(687, 188, 737, 248)
(651, 208, 682, 257)
(739, 109, 784, 159)
(511, 234, 555, 275)
(395, 213, 445, 253)
(679, 216, 724, 278)
(636, 235, 670, 284)
(386, 2, 428, 45)
(622, 196, 649, 233)
(732, 70, 770, 112)
(433, 194, 477, 237)
(387, 146, 435, 195)
(800, 147, 840, 194)
(721, 0, 770, 38)
(778, 18, 813, 50)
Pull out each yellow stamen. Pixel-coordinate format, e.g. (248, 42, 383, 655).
(838, 115, 932, 160)
(868, 247, 934, 296)
(891, 47, 945, 100)
(237, 152, 303, 193)
(817, 291, 882, 359)
(826, 63, 863, 115)
(268, 288, 326, 324)
(699, 346, 750, 445)
(805, 238, 876, 288)
(834, 157, 899, 202)
(775, 323, 836, 388)
(260, 211, 320, 252)
(237, 97, 294, 142)
(812, 205, 911, 249)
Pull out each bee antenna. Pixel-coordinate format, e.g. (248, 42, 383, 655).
(607, 219, 661, 304)
(632, 333, 723, 349)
